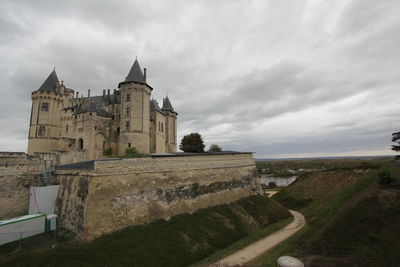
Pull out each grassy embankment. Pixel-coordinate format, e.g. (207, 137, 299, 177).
(251, 158, 400, 266)
(0, 194, 290, 267)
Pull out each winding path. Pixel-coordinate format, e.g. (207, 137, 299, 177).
(211, 210, 305, 266)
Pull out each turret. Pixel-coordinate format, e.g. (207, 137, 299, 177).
(162, 96, 178, 152)
(27, 69, 63, 155)
(117, 58, 152, 155)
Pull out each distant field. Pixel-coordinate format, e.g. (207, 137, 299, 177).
(256, 156, 392, 177)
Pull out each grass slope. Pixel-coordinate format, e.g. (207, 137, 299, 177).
(251, 160, 400, 266)
(0, 194, 290, 267)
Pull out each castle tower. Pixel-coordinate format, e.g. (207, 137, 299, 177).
(118, 59, 152, 155)
(27, 69, 63, 155)
(162, 96, 178, 152)
(150, 99, 166, 153)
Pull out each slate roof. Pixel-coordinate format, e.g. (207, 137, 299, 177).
(150, 99, 163, 114)
(73, 101, 113, 118)
(37, 69, 60, 92)
(123, 59, 145, 83)
(161, 96, 176, 113)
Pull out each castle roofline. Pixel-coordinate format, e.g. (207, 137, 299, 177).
(118, 80, 153, 90)
(150, 99, 164, 114)
(161, 96, 177, 114)
(118, 58, 153, 90)
(37, 69, 60, 92)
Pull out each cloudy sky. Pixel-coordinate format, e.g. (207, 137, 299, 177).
(0, 0, 399, 158)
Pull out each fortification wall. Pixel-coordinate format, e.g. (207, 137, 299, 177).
(0, 152, 46, 219)
(55, 153, 260, 241)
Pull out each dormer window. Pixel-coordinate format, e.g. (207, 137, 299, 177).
(41, 103, 49, 111)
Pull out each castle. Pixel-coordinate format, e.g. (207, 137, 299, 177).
(27, 59, 177, 162)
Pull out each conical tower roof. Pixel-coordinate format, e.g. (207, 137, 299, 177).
(162, 96, 175, 112)
(37, 69, 59, 92)
(123, 58, 145, 83)
(150, 99, 163, 113)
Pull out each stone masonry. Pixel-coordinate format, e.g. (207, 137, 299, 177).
(55, 152, 261, 241)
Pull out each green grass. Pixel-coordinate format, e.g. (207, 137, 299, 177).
(250, 161, 400, 266)
(0, 194, 291, 267)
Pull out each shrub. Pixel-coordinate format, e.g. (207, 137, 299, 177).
(124, 147, 146, 158)
(268, 182, 278, 188)
(103, 148, 113, 156)
(378, 170, 394, 184)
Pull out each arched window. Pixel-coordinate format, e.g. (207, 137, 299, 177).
(126, 121, 130, 131)
(79, 138, 84, 150)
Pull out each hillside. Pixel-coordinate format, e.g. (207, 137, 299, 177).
(251, 160, 400, 266)
(0, 194, 290, 267)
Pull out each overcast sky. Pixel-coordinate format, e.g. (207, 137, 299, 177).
(0, 0, 399, 158)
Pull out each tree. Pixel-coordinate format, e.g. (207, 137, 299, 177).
(180, 133, 205, 152)
(392, 131, 400, 159)
(208, 144, 222, 152)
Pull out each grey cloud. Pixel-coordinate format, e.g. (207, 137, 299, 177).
(0, 0, 399, 157)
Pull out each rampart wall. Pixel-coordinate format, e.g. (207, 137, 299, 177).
(55, 153, 260, 241)
(0, 152, 46, 218)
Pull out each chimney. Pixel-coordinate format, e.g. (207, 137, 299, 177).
(144, 68, 147, 82)
(107, 89, 110, 96)
(113, 89, 117, 94)
(88, 89, 91, 98)
(76, 92, 79, 99)
(103, 90, 106, 96)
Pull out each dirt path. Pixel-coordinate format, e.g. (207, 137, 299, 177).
(265, 190, 279, 197)
(211, 210, 305, 266)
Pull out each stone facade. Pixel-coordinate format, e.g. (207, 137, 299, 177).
(27, 59, 178, 163)
(55, 153, 261, 241)
(0, 152, 46, 219)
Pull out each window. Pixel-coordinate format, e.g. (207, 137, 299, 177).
(38, 126, 45, 136)
(158, 122, 160, 131)
(79, 138, 84, 150)
(41, 103, 49, 111)
(126, 94, 131, 101)
(128, 143, 131, 148)
(161, 123, 164, 133)
(117, 127, 120, 136)
(126, 107, 130, 115)
(126, 121, 130, 131)
(66, 125, 69, 133)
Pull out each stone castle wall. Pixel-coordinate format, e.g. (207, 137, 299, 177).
(0, 152, 46, 219)
(55, 153, 260, 241)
